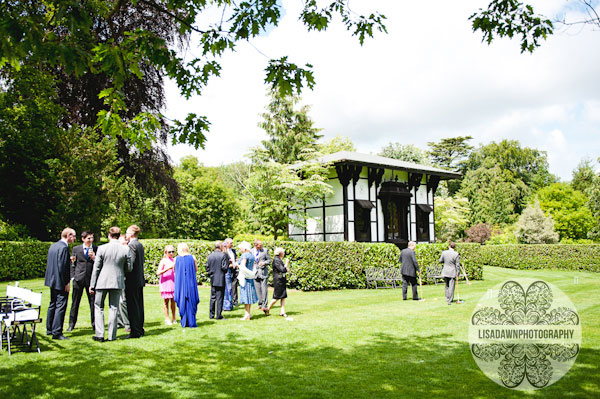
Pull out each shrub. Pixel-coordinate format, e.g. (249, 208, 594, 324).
(464, 223, 494, 244)
(0, 241, 52, 281)
(516, 202, 559, 244)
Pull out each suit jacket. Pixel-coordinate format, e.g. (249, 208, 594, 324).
(227, 247, 238, 277)
(205, 250, 229, 288)
(126, 239, 146, 288)
(400, 248, 420, 277)
(439, 249, 460, 278)
(45, 240, 71, 290)
(90, 240, 132, 290)
(254, 248, 271, 279)
(71, 244, 98, 288)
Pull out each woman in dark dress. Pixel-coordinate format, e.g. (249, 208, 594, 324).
(266, 247, 289, 317)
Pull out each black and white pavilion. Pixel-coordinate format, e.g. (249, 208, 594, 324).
(288, 151, 461, 248)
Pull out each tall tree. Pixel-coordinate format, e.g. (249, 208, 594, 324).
(0, 1, 386, 149)
(255, 88, 322, 164)
(465, 139, 557, 190)
(427, 136, 473, 171)
(379, 143, 431, 165)
(571, 158, 597, 193)
(244, 160, 331, 240)
(459, 165, 527, 225)
(536, 183, 595, 240)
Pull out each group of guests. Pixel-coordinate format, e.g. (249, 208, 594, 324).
(45, 228, 291, 342)
(399, 241, 462, 304)
(45, 225, 146, 342)
(157, 239, 290, 327)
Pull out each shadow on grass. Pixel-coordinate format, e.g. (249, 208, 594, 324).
(1, 333, 597, 399)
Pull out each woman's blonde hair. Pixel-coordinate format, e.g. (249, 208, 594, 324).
(163, 245, 175, 258)
(177, 242, 191, 256)
(274, 247, 285, 256)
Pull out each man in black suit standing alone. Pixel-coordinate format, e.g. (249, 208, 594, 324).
(67, 231, 98, 331)
(45, 227, 76, 339)
(125, 225, 145, 338)
(400, 241, 421, 301)
(206, 241, 229, 319)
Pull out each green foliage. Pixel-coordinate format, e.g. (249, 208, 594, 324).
(317, 135, 356, 155)
(571, 158, 596, 193)
(465, 139, 556, 191)
(426, 136, 473, 171)
(0, 1, 386, 150)
(459, 165, 526, 225)
(480, 244, 600, 272)
(378, 143, 431, 165)
(0, 240, 483, 289)
(0, 241, 51, 281)
(486, 224, 519, 245)
(536, 183, 594, 240)
(586, 169, 600, 240)
(516, 201, 559, 244)
(172, 157, 240, 240)
(470, 0, 554, 53)
(244, 160, 332, 239)
(433, 196, 470, 242)
(254, 88, 322, 164)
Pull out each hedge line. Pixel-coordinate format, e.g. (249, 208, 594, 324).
(0, 239, 483, 290)
(479, 244, 600, 272)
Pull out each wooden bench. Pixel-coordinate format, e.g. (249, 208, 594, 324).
(425, 264, 467, 285)
(1, 284, 42, 355)
(365, 267, 403, 289)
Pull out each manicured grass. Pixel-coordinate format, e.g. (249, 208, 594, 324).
(1, 266, 598, 398)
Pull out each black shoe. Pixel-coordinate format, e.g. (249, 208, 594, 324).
(53, 335, 68, 340)
(66, 326, 74, 332)
(124, 334, 141, 339)
(92, 336, 104, 342)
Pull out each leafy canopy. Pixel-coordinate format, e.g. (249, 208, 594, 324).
(0, 0, 386, 151)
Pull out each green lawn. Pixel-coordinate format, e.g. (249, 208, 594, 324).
(1, 266, 598, 398)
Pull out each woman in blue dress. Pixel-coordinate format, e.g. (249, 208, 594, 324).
(174, 242, 199, 327)
(223, 267, 233, 311)
(236, 241, 257, 320)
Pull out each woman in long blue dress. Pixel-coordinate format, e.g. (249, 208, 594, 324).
(236, 241, 257, 320)
(223, 268, 233, 311)
(174, 242, 199, 327)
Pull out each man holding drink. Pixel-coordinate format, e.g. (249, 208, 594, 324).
(67, 231, 98, 331)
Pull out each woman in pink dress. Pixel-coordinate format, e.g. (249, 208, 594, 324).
(156, 245, 176, 325)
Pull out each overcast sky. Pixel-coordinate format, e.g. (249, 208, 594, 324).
(164, 0, 600, 181)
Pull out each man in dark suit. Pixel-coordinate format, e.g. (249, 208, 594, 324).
(125, 225, 145, 338)
(67, 231, 97, 331)
(206, 241, 229, 319)
(400, 241, 421, 301)
(224, 238, 238, 306)
(254, 240, 271, 311)
(45, 227, 76, 339)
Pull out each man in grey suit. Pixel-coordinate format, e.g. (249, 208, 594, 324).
(439, 242, 461, 305)
(90, 227, 131, 341)
(400, 241, 420, 301)
(45, 228, 77, 340)
(253, 240, 271, 311)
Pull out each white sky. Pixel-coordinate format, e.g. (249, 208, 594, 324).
(164, 0, 600, 181)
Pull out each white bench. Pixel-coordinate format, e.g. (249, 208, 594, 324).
(1, 284, 42, 355)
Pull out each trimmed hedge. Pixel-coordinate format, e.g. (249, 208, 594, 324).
(0, 241, 52, 281)
(479, 244, 600, 272)
(0, 239, 483, 291)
